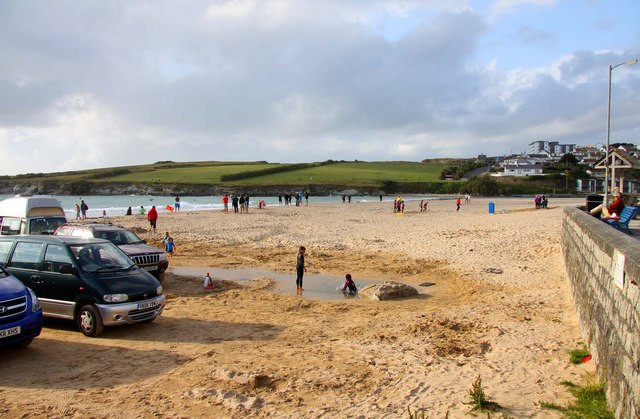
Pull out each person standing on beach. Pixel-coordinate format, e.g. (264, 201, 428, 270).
(296, 246, 307, 292)
(147, 205, 158, 232)
(232, 194, 239, 213)
(239, 194, 245, 213)
(222, 194, 229, 213)
(175, 195, 181, 212)
(305, 191, 309, 206)
(456, 195, 461, 211)
(165, 237, 176, 259)
(75, 203, 81, 220)
(80, 200, 89, 220)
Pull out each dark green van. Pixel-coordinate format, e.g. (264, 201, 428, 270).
(0, 235, 165, 337)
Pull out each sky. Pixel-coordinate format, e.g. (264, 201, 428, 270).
(0, 0, 639, 175)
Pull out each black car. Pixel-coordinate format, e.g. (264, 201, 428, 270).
(0, 235, 165, 337)
(54, 223, 168, 283)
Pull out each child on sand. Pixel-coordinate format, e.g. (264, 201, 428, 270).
(165, 237, 176, 258)
(341, 274, 357, 294)
(296, 246, 307, 292)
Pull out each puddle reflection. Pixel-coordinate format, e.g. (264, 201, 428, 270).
(170, 266, 390, 301)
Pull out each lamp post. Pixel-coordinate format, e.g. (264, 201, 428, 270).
(604, 58, 638, 206)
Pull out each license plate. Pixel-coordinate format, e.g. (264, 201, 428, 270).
(143, 265, 158, 271)
(137, 300, 158, 310)
(0, 326, 21, 339)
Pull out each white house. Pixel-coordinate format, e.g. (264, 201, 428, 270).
(493, 159, 544, 177)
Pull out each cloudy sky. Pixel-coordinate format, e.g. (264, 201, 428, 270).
(1, 0, 638, 175)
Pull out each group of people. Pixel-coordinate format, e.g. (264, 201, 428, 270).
(74, 200, 89, 220)
(393, 195, 405, 213)
(534, 195, 549, 209)
(278, 192, 309, 206)
(221, 193, 251, 213)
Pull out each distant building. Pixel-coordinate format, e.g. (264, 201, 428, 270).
(574, 145, 603, 165)
(527, 141, 575, 156)
(476, 154, 488, 165)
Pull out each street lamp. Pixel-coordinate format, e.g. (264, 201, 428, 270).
(604, 58, 638, 206)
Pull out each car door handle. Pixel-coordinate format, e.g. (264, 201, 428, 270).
(30, 275, 42, 284)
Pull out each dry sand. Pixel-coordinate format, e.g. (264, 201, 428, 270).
(1, 197, 595, 418)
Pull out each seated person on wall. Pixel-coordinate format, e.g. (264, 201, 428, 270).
(590, 188, 625, 219)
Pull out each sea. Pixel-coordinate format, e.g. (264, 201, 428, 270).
(0, 193, 451, 219)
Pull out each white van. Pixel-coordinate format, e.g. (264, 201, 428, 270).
(0, 195, 67, 235)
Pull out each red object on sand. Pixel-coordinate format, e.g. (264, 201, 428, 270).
(581, 354, 592, 363)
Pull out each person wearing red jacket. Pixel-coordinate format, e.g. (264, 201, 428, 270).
(590, 189, 625, 219)
(147, 205, 158, 232)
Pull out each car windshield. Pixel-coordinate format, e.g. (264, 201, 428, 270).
(94, 229, 144, 245)
(29, 217, 67, 235)
(70, 242, 135, 273)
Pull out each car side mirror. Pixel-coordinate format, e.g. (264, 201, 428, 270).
(59, 264, 79, 276)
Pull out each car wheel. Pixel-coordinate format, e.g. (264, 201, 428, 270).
(77, 304, 104, 337)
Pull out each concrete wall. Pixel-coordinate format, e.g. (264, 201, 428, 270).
(561, 207, 640, 418)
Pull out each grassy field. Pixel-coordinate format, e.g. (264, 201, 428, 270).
(101, 163, 276, 184)
(2, 160, 457, 191)
(225, 162, 447, 186)
(15, 160, 449, 187)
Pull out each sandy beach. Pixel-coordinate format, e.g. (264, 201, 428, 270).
(1, 197, 594, 417)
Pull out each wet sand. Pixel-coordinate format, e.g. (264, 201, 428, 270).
(0, 197, 594, 417)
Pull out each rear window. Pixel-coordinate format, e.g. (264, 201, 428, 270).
(94, 230, 142, 245)
(70, 229, 93, 238)
(29, 217, 67, 235)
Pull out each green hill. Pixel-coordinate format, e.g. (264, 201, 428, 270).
(0, 160, 574, 196)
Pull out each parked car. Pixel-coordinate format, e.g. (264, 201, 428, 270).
(54, 223, 168, 283)
(0, 195, 67, 235)
(0, 266, 42, 348)
(0, 235, 165, 337)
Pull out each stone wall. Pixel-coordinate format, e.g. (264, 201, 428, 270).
(561, 207, 640, 418)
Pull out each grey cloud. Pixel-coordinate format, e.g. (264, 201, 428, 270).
(0, 1, 638, 174)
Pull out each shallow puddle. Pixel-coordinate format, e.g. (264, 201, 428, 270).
(169, 266, 424, 301)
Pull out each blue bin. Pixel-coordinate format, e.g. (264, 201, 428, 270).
(488, 202, 495, 214)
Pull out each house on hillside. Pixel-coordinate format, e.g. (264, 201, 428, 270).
(492, 158, 544, 177)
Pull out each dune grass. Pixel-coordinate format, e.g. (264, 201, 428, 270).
(540, 375, 614, 419)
